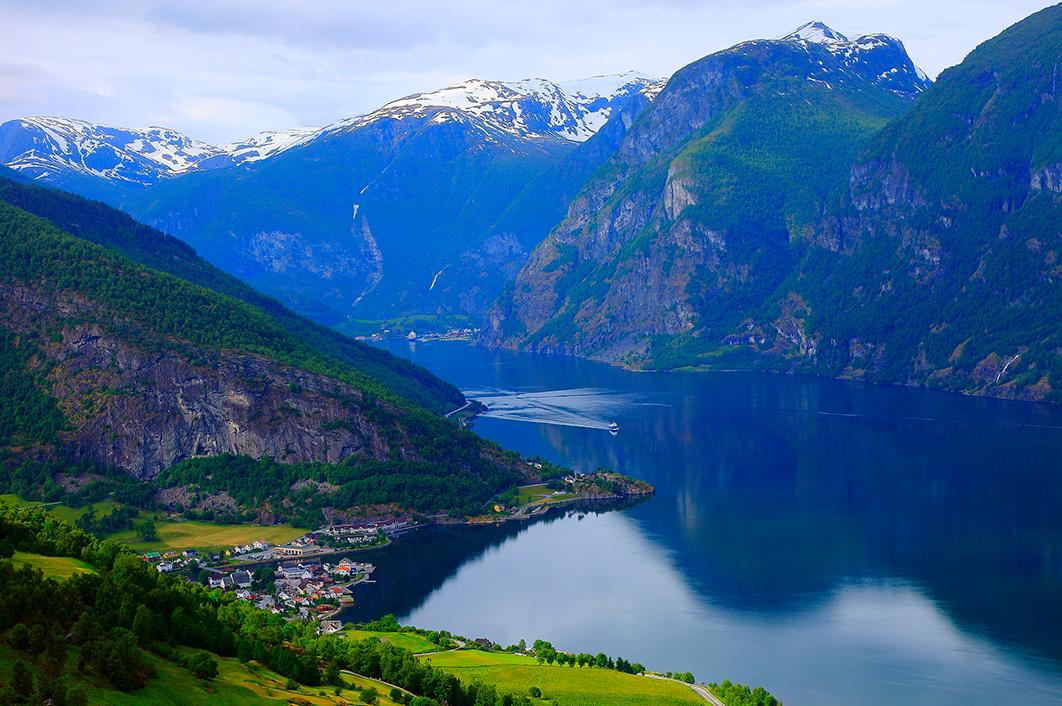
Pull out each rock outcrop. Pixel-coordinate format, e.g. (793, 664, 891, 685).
(1, 284, 410, 478)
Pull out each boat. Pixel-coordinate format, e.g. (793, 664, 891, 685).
(608, 421, 619, 433)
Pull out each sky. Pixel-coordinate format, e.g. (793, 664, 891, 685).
(0, 0, 1054, 144)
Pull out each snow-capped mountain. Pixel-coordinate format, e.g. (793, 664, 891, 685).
(0, 72, 660, 194)
(780, 21, 931, 97)
(0, 116, 220, 188)
(221, 128, 318, 163)
(322, 71, 663, 143)
(0, 117, 322, 191)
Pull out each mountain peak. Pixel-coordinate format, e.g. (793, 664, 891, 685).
(784, 21, 849, 44)
(326, 72, 662, 144)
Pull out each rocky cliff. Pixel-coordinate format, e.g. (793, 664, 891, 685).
(0, 198, 508, 492)
(734, 5, 1062, 401)
(488, 9, 1062, 403)
(1, 284, 408, 478)
(486, 23, 926, 363)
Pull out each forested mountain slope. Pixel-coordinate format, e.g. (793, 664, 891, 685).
(486, 23, 928, 361)
(0, 175, 462, 414)
(715, 5, 1062, 401)
(489, 9, 1062, 402)
(0, 191, 523, 507)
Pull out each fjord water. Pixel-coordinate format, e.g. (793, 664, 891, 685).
(356, 341, 1062, 706)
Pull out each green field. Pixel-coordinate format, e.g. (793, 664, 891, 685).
(107, 521, 303, 553)
(422, 650, 704, 706)
(511, 485, 579, 507)
(0, 496, 123, 525)
(0, 495, 303, 553)
(12, 551, 96, 579)
(342, 629, 446, 654)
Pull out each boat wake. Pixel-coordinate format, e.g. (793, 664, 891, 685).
(463, 387, 631, 431)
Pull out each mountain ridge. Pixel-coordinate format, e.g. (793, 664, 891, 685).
(485, 21, 930, 359)
(0, 72, 662, 196)
(487, 8, 1062, 403)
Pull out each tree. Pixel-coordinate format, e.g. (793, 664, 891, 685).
(132, 605, 153, 645)
(11, 661, 33, 697)
(135, 520, 157, 542)
(8, 623, 29, 650)
(187, 652, 218, 680)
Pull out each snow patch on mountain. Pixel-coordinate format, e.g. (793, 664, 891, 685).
(780, 21, 931, 97)
(784, 21, 850, 44)
(0, 117, 321, 187)
(324, 71, 662, 143)
(221, 128, 317, 163)
(0, 116, 221, 186)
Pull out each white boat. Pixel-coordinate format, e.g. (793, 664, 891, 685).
(608, 421, 619, 433)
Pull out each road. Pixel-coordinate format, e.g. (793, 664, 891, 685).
(645, 673, 727, 706)
(414, 638, 466, 657)
(444, 401, 473, 418)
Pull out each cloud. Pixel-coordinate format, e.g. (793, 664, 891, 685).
(165, 96, 300, 142)
(0, 0, 1055, 143)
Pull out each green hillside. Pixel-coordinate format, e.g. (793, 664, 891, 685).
(0, 191, 523, 515)
(0, 176, 462, 414)
(490, 34, 920, 362)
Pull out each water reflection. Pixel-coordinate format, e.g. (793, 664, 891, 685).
(361, 341, 1062, 706)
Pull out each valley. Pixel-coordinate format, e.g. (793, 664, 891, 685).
(0, 4, 1059, 706)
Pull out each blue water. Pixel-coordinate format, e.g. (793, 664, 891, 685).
(350, 340, 1062, 706)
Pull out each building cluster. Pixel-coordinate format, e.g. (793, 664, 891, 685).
(141, 548, 203, 573)
(206, 557, 373, 622)
(225, 539, 272, 557)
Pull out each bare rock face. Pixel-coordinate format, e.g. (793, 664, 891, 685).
(1, 284, 407, 479)
(485, 31, 919, 365)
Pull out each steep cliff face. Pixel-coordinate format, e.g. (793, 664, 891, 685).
(487, 26, 924, 362)
(738, 5, 1062, 401)
(0, 199, 511, 492)
(0, 174, 464, 414)
(489, 8, 1062, 403)
(1, 285, 407, 479)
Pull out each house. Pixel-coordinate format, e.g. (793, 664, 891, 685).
(142, 552, 161, 562)
(182, 549, 198, 558)
(156, 562, 175, 573)
(275, 544, 314, 557)
(319, 620, 342, 634)
(278, 566, 311, 581)
(232, 571, 253, 588)
(209, 574, 236, 590)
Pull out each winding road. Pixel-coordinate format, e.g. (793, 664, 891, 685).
(645, 673, 727, 706)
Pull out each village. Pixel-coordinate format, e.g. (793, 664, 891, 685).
(138, 519, 415, 628)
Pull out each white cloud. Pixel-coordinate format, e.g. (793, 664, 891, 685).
(0, 0, 1054, 143)
(163, 96, 301, 141)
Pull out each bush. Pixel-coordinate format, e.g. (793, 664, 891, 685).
(187, 652, 218, 680)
